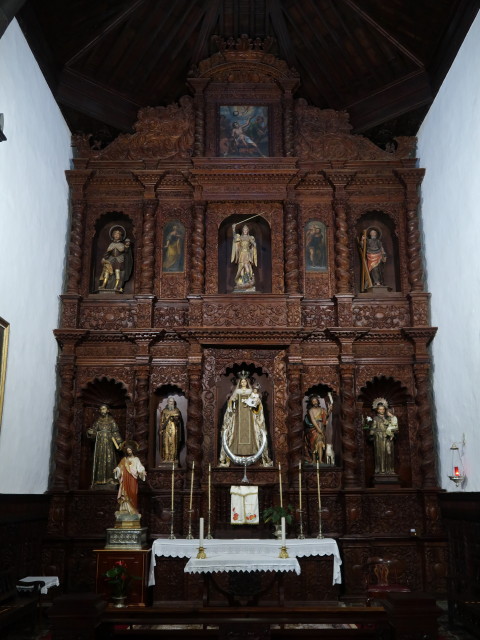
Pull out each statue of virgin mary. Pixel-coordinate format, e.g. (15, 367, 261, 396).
(219, 373, 272, 467)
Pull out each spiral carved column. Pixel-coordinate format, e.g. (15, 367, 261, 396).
(51, 364, 75, 490)
(190, 202, 205, 295)
(186, 365, 203, 482)
(138, 199, 158, 294)
(286, 366, 303, 482)
(414, 363, 437, 488)
(339, 364, 358, 488)
(283, 97, 294, 157)
(396, 169, 426, 292)
(65, 199, 86, 295)
(134, 371, 150, 459)
(284, 200, 300, 294)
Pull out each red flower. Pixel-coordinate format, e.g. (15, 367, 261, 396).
(233, 513, 239, 521)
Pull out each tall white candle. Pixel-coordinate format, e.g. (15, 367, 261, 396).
(208, 463, 211, 511)
(279, 463, 283, 508)
(281, 516, 286, 546)
(171, 462, 175, 511)
(199, 517, 204, 547)
(189, 461, 195, 510)
(298, 460, 302, 511)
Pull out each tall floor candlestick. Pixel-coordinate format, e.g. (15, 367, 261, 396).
(168, 462, 176, 539)
(279, 463, 283, 508)
(316, 460, 323, 539)
(207, 463, 213, 539)
(186, 461, 195, 539)
(298, 461, 302, 510)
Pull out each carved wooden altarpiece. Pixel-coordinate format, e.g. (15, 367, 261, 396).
(47, 39, 445, 604)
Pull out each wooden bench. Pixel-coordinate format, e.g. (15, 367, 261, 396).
(0, 570, 44, 634)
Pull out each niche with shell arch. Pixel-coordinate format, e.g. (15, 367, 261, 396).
(218, 214, 272, 294)
(216, 362, 273, 465)
(354, 211, 400, 294)
(78, 377, 130, 490)
(90, 212, 135, 294)
(358, 376, 413, 487)
(151, 385, 187, 468)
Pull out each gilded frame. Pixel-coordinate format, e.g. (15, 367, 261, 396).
(0, 317, 9, 428)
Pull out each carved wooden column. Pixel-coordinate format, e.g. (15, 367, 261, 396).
(62, 171, 91, 328)
(186, 343, 204, 482)
(403, 327, 438, 488)
(280, 79, 298, 156)
(186, 78, 210, 156)
(328, 329, 368, 489)
(326, 172, 355, 326)
(286, 363, 303, 483)
(396, 169, 430, 326)
(189, 201, 206, 326)
(284, 200, 300, 294)
(134, 370, 150, 459)
(134, 173, 159, 326)
(51, 332, 84, 490)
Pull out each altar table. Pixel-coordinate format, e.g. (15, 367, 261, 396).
(149, 538, 341, 586)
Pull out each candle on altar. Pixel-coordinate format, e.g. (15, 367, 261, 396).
(171, 462, 175, 511)
(454, 466, 460, 477)
(189, 461, 195, 510)
(281, 516, 286, 546)
(316, 460, 321, 509)
(199, 517, 204, 547)
(298, 461, 302, 511)
(278, 463, 283, 508)
(208, 463, 211, 511)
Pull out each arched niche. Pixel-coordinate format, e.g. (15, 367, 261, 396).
(354, 211, 400, 294)
(78, 377, 129, 490)
(90, 212, 135, 294)
(218, 214, 272, 294)
(151, 385, 187, 468)
(358, 376, 412, 487)
(216, 362, 273, 465)
(303, 384, 339, 466)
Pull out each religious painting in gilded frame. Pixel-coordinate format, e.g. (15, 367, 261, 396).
(218, 105, 269, 158)
(0, 317, 9, 429)
(305, 221, 328, 272)
(162, 221, 185, 273)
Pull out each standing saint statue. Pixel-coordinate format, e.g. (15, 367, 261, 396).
(304, 394, 333, 464)
(358, 227, 387, 290)
(369, 398, 398, 474)
(114, 441, 146, 515)
(159, 396, 184, 463)
(231, 223, 257, 292)
(219, 373, 272, 467)
(98, 225, 133, 292)
(86, 404, 123, 488)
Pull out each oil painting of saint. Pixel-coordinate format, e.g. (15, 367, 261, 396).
(219, 106, 269, 158)
(305, 221, 328, 271)
(162, 221, 185, 273)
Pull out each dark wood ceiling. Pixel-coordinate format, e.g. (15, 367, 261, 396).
(17, 0, 479, 147)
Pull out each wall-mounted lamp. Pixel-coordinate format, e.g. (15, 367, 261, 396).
(448, 440, 465, 488)
(0, 114, 6, 142)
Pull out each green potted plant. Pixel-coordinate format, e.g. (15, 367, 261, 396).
(262, 504, 294, 538)
(103, 560, 135, 607)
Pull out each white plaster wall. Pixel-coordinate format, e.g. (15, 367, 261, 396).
(417, 13, 480, 491)
(0, 20, 71, 493)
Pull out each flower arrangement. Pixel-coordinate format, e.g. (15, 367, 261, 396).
(262, 504, 294, 526)
(103, 560, 132, 598)
(362, 415, 373, 430)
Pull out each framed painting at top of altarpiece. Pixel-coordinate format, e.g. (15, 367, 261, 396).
(218, 105, 269, 158)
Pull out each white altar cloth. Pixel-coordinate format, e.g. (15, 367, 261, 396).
(150, 538, 341, 586)
(18, 576, 60, 595)
(185, 554, 301, 575)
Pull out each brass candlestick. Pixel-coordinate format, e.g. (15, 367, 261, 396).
(168, 509, 176, 540)
(206, 509, 213, 539)
(297, 508, 305, 540)
(186, 508, 194, 540)
(317, 508, 324, 539)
